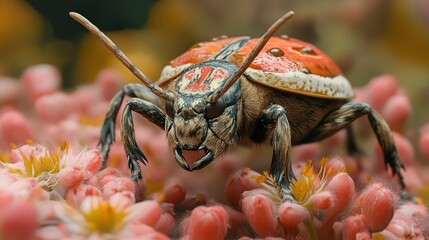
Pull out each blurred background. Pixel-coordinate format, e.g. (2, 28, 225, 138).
(0, 0, 428, 125)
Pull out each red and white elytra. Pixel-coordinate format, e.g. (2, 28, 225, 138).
(159, 36, 353, 99)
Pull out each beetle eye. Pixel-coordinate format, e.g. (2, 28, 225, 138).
(165, 101, 175, 118)
(205, 99, 225, 119)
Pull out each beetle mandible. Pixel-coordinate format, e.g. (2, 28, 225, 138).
(70, 11, 408, 201)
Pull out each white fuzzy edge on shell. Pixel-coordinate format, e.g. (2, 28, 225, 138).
(159, 65, 354, 99)
(245, 69, 354, 99)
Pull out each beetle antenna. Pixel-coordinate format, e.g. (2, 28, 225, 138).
(206, 11, 294, 103)
(69, 12, 176, 102)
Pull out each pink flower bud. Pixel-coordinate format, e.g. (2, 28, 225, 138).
(186, 206, 228, 240)
(102, 176, 136, 199)
(96, 68, 122, 101)
(342, 214, 367, 240)
(382, 94, 411, 132)
(0, 110, 34, 145)
(35, 92, 75, 123)
(109, 191, 135, 208)
(65, 184, 101, 207)
(320, 173, 354, 238)
(0, 77, 21, 105)
(309, 191, 334, 210)
(224, 168, 264, 208)
(131, 200, 162, 227)
(162, 179, 186, 204)
(241, 191, 279, 237)
(97, 167, 124, 186)
(21, 64, 61, 101)
(0, 198, 38, 240)
(55, 166, 85, 196)
(278, 202, 309, 228)
(154, 211, 175, 236)
(365, 74, 398, 111)
(360, 184, 394, 232)
(74, 148, 101, 175)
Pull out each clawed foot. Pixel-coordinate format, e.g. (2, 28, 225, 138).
(124, 138, 148, 181)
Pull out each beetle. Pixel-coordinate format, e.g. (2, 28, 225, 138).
(70, 11, 408, 201)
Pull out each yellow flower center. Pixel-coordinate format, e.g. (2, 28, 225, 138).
(291, 157, 344, 207)
(81, 200, 129, 233)
(2, 142, 69, 190)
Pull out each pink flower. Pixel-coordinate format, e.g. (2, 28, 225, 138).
(21, 64, 61, 102)
(159, 178, 187, 204)
(2, 142, 101, 196)
(54, 195, 166, 238)
(154, 205, 175, 236)
(364, 74, 398, 111)
(0, 190, 38, 240)
(241, 190, 280, 237)
(35, 92, 76, 123)
(224, 168, 264, 208)
(183, 205, 228, 240)
(95, 68, 122, 101)
(319, 172, 355, 238)
(279, 202, 311, 238)
(359, 183, 395, 232)
(377, 202, 429, 239)
(382, 94, 411, 132)
(0, 110, 34, 146)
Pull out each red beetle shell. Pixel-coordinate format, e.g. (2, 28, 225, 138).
(159, 37, 353, 99)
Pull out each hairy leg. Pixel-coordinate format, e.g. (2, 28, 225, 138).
(251, 104, 294, 201)
(120, 97, 165, 180)
(99, 83, 160, 169)
(302, 101, 408, 199)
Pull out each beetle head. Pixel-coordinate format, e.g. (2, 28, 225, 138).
(165, 60, 241, 171)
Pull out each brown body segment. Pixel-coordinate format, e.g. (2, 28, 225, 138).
(170, 37, 342, 78)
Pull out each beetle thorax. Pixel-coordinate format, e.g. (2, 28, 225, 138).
(176, 63, 232, 95)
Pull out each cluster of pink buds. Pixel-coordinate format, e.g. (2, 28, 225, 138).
(0, 65, 428, 239)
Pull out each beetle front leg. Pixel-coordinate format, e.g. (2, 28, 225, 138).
(99, 83, 160, 169)
(303, 101, 408, 199)
(251, 104, 294, 201)
(120, 97, 166, 180)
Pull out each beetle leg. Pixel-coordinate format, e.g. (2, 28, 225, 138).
(120, 97, 166, 180)
(346, 126, 363, 156)
(251, 104, 294, 201)
(303, 101, 408, 199)
(99, 84, 160, 169)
